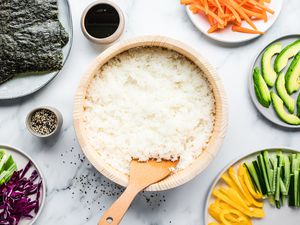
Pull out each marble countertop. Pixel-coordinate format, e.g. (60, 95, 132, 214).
(0, 0, 300, 224)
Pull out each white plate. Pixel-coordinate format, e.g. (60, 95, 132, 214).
(205, 148, 300, 225)
(249, 34, 300, 129)
(186, 0, 283, 44)
(0, 145, 46, 225)
(0, 0, 73, 100)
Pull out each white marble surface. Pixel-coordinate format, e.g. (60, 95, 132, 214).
(0, 0, 300, 224)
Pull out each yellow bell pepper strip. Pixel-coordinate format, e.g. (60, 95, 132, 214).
(221, 173, 251, 206)
(220, 209, 252, 225)
(219, 187, 249, 209)
(213, 189, 265, 218)
(218, 202, 245, 223)
(213, 189, 252, 216)
(237, 165, 264, 208)
(209, 203, 222, 223)
(241, 165, 263, 199)
(208, 223, 222, 225)
(210, 200, 243, 224)
(228, 167, 253, 206)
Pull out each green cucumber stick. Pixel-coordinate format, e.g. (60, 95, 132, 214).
(258, 154, 271, 194)
(263, 151, 273, 188)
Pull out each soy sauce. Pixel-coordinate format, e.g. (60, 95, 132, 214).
(84, 3, 120, 39)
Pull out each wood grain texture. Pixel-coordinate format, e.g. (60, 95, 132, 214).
(98, 159, 178, 225)
(73, 35, 228, 191)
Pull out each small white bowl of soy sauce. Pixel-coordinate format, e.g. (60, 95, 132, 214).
(81, 0, 125, 44)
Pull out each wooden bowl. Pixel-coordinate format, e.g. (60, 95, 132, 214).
(73, 36, 228, 191)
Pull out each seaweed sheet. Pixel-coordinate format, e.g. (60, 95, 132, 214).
(0, 0, 69, 84)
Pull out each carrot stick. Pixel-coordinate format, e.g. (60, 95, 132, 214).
(232, 25, 264, 34)
(215, 0, 224, 14)
(204, 0, 209, 14)
(224, 3, 242, 23)
(180, 0, 194, 4)
(194, 5, 225, 25)
(208, 24, 219, 33)
(226, 0, 258, 30)
(248, 0, 274, 14)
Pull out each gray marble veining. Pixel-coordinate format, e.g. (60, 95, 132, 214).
(0, 0, 299, 224)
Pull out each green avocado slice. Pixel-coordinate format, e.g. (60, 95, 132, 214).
(285, 52, 300, 94)
(274, 39, 300, 73)
(276, 71, 295, 113)
(262, 43, 282, 87)
(253, 67, 271, 107)
(271, 91, 300, 125)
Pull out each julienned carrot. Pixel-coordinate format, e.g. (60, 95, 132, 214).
(223, 3, 241, 23)
(215, 0, 224, 14)
(248, 0, 274, 14)
(208, 24, 219, 33)
(194, 5, 225, 25)
(181, 0, 274, 34)
(232, 25, 264, 34)
(226, 0, 258, 30)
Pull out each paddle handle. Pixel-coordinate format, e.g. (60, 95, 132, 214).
(98, 184, 141, 225)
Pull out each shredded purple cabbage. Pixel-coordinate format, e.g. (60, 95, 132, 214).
(0, 161, 42, 225)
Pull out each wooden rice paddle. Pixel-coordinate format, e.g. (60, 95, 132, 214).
(98, 159, 179, 225)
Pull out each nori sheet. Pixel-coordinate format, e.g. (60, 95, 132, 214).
(0, 0, 69, 84)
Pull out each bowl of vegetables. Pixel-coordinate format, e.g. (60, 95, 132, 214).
(0, 145, 45, 225)
(206, 147, 300, 225)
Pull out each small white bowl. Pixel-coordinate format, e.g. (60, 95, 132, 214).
(26, 106, 63, 138)
(81, 0, 125, 45)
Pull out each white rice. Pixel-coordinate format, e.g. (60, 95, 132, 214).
(83, 47, 215, 174)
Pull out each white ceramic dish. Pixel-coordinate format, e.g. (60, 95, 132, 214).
(205, 147, 300, 225)
(0, 145, 46, 225)
(249, 34, 300, 129)
(0, 0, 73, 100)
(186, 0, 283, 44)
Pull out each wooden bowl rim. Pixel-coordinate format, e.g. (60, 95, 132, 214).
(73, 35, 228, 191)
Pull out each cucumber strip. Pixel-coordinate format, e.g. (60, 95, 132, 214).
(258, 154, 271, 194)
(291, 154, 297, 171)
(271, 157, 278, 194)
(253, 160, 267, 195)
(289, 174, 295, 207)
(0, 150, 5, 160)
(270, 169, 274, 193)
(263, 151, 273, 188)
(280, 177, 288, 195)
(275, 167, 281, 201)
(298, 172, 300, 207)
(245, 162, 262, 193)
(0, 163, 17, 185)
(283, 155, 291, 190)
(282, 195, 286, 207)
(268, 195, 276, 207)
(275, 200, 281, 209)
(0, 154, 9, 173)
(294, 170, 299, 207)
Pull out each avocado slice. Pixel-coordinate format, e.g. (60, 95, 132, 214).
(285, 52, 300, 94)
(253, 67, 271, 107)
(297, 92, 300, 117)
(262, 43, 282, 87)
(274, 39, 300, 73)
(276, 71, 295, 113)
(271, 91, 300, 125)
